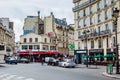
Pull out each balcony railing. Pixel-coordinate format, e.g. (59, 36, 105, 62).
(73, 0, 96, 11)
(73, 0, 80, 3)
(78, 29, 111, 40)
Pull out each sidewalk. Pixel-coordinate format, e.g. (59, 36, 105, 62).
(76, 64, 120, 79)
(102, 72, 120, 79)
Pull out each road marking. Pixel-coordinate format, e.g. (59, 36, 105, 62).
(25, 78, 35, 80)
(1, 75, 16, 80)
(0, 72, 36, 80)
(0, 73, 9, 78)
(14, 76, 25, 80)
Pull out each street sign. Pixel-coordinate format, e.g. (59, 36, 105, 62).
(69, 44, 75, 50)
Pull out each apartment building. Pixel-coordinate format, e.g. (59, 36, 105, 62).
(23, 16, 44, 35)
(73, 0, 120, 64)
(0, 18, 15, 63)
(44, 12, 74, 55)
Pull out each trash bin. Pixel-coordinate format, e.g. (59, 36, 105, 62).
(106, 64, 113, 74)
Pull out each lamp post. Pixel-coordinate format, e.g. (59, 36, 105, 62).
(83, 29, 90, 67)
(112, 8, 120, 74)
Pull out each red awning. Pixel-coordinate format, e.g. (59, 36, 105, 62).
(19, 51, 60, 55)
(46, 50, 60, 54)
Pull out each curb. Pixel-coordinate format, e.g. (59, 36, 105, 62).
(102, 72, 120, 79)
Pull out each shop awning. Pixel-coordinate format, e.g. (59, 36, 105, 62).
(83, 55, 93, 58)
(19, 51, 60, 55)
(103, 54, 115, 58)
(94, 54, 103, 58)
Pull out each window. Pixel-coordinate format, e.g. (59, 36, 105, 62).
(78, 42, 80, 49)
(29, 45, 33, 49)
(91, 40, 94, 48)
(29, 38, 32, 42)
(78, 21, 81, 28)
(90, 17, 93, 25)
(89, 6, 92, 14)
(35, 38, 38, 42)
(106, 37, 109, 48)
(24, 38, 27, 43)
(113, 37, 116, 47)
(112, 22, 115, 32)
(43, 45, 48, 50)
(105, 24, 108, 30)
(84, 41, 87, 49)
(83, 9, 86, 16)
(111, 0, 114, 3)
(0, 45, 5, 50)
(98, 26, 100, 34)
(77, 11, 80, 18)
(104, 0, 107, 7)
(111, 7, 114, 16)
(22, 45, 27, 50)
(97, 2, 100, 11)
(98, 14, 101, 22)
(50, 46, 56, 50)
(105, 10, 108, 20)
(83, 19, 86, 27)
(44, 38, 47, 43)
(34, 45, 39, 50)
(98, 39, 102, 48)
(78, 31, 81, 38)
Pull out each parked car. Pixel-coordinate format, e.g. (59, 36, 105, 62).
(58, 59, 76, 68)
(45, 57, 59, 66)
(5, 57, 17, 64)
(18, 58, 30, 63)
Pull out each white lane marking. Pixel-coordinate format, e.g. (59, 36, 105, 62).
(1, 75, 16, 80)
(0, 73, 9, 78)
(25, 78, 35, 80)
(14, 76, 25, 80)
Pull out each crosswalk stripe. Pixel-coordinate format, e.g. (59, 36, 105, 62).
(14, 76, 25, 80)
(1, 75, 16, 80)
(0, 73, 9, 78)
(0, 72, 36, 80)
(25, 78, 35, 80)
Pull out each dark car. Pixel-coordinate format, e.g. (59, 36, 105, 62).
(18, 58, 30, 63)
(5, 57, 17, 64)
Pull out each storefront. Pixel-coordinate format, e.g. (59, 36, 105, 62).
(18, 50, 60, 62)
(74, 50, 87, 64)
(89, 49, 104, 61)
(106, 48, 116, 61)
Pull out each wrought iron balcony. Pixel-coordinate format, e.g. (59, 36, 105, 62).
(73, 0, 96, 12)
(73, 0, 80, 3)
(78, 29, 111, 40)
(56, 26, 63, 30)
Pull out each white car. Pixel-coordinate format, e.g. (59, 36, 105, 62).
(58, 59, 76, 68)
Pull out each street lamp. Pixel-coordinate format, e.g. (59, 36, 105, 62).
(112, 7, 120, 74)
(83, 29, 90, 67)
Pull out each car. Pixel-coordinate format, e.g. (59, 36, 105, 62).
(5, 57, 17, 64)
(58, 59, 76, 68)
(45, 57, 59, 66)
(18, 58, 30, 63)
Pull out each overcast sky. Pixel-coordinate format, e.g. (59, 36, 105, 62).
(0, 0, 74, 42)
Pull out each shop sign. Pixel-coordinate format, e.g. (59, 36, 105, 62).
(89, 49, 103, 53)
(76, 50, 86, 54)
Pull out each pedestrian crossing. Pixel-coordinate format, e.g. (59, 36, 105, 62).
(0, 72, 35, 80)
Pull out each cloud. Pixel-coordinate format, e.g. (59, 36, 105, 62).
(0, 0, 74, 42)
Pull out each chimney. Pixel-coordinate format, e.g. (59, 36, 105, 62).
(9, 22, 14, 30)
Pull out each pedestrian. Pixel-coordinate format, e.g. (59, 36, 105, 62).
(41, 57, 45, 65)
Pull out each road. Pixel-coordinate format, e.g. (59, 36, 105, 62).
(0, 63, 118, 80)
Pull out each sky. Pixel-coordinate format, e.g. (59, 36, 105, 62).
(0, 0, 74, 42)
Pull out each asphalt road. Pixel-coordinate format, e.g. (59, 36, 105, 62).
(0, 63, 118, 80)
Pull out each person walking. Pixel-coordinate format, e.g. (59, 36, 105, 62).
(41, 57, 45, 65)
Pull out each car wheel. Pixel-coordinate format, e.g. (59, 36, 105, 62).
(64, 64, 66, 68)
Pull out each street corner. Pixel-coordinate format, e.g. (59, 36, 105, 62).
(102, 72, 120, 79)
